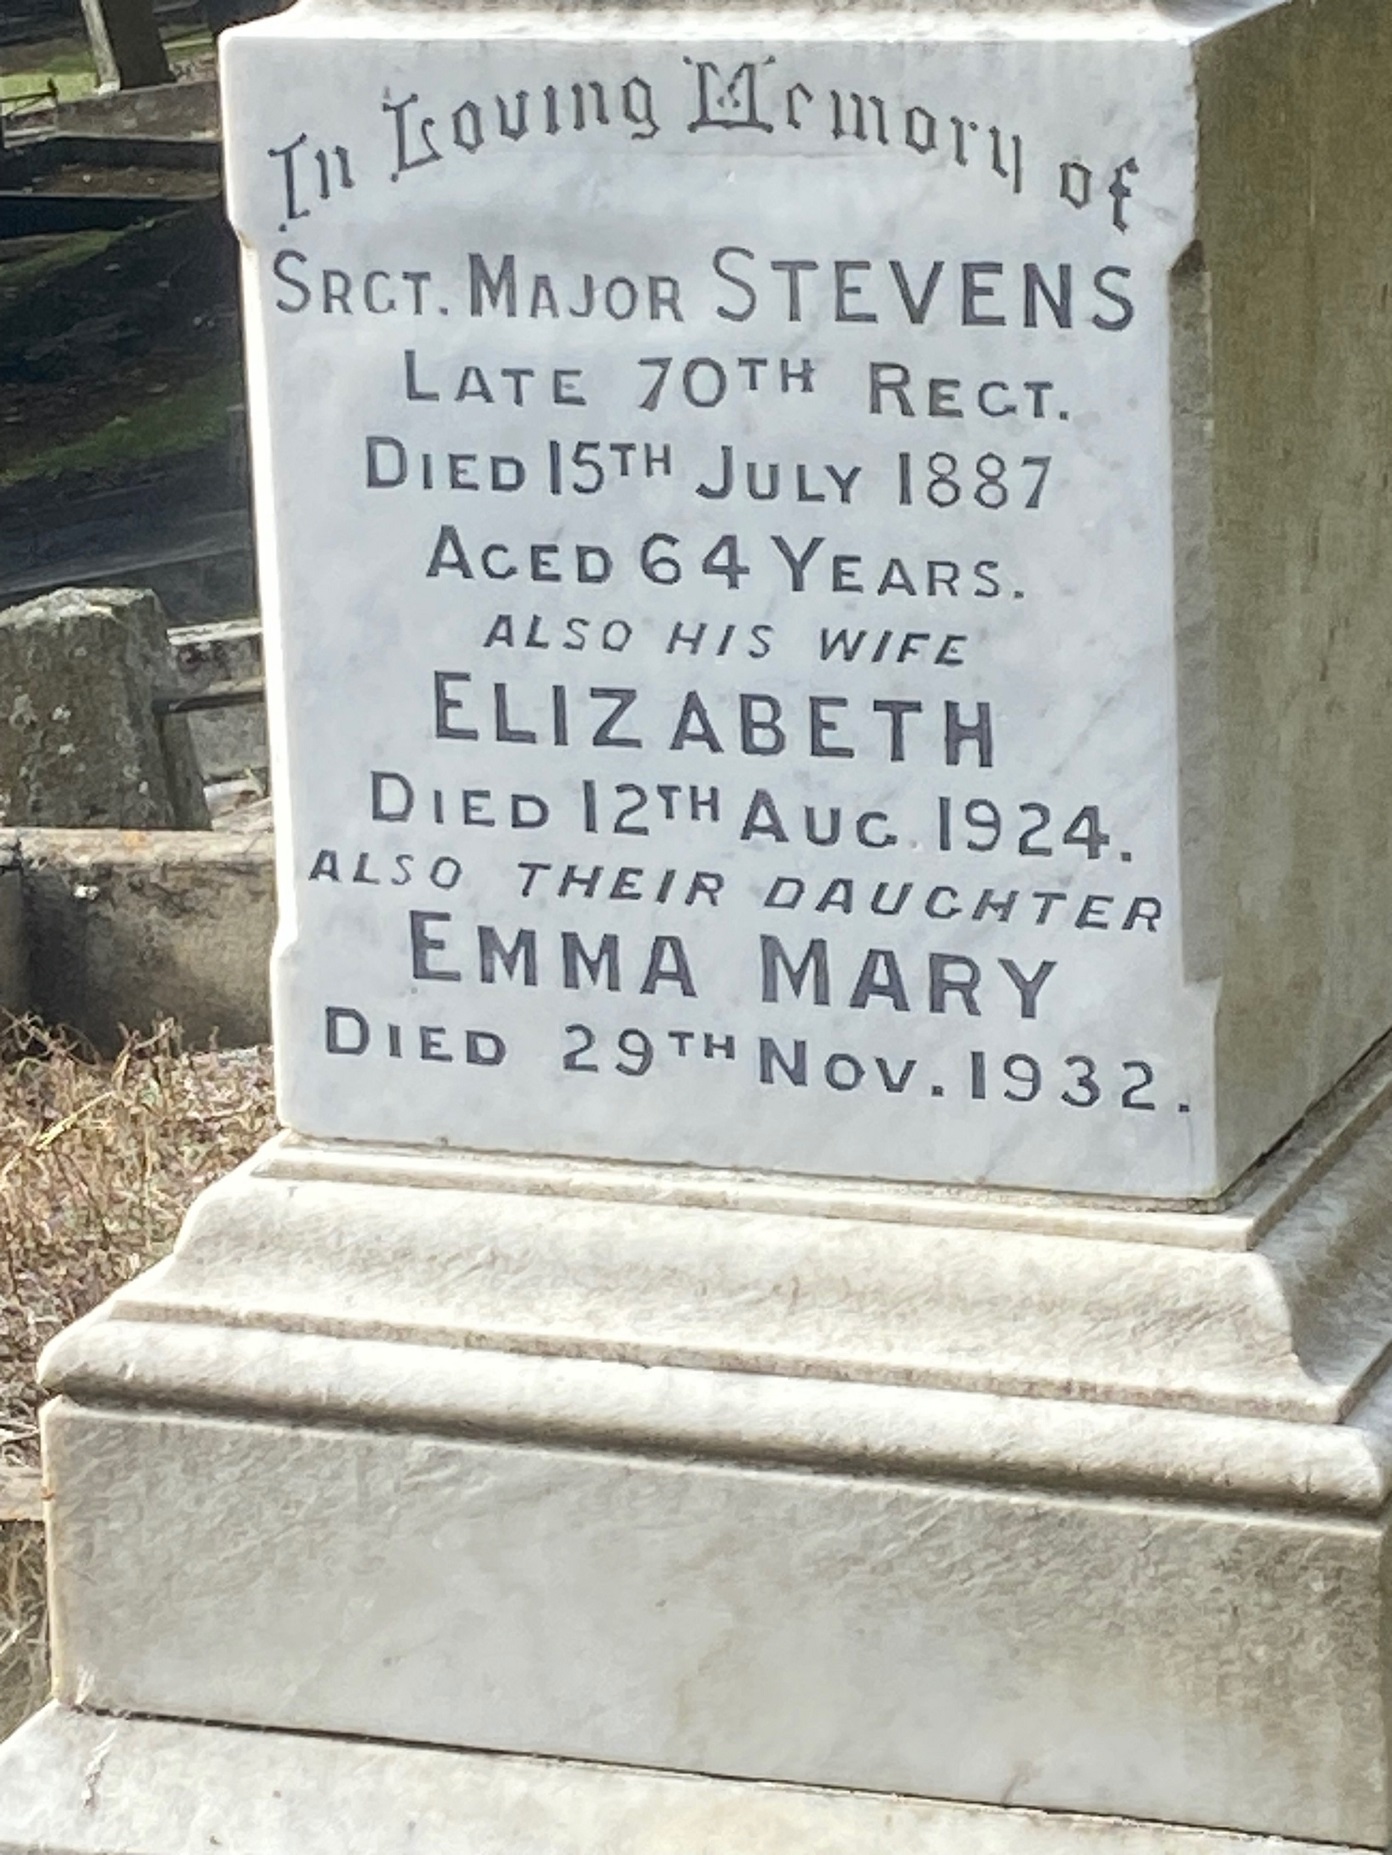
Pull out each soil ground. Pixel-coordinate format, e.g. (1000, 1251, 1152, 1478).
(0, 1026, 275, 1744)
(0, 201, 242, 487)
(1, 8, 251, 614)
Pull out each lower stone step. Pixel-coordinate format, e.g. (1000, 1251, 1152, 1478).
(0, 1705, 1348, 1855)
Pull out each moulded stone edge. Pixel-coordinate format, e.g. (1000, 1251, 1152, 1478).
(36, 1314, 1392, 1512)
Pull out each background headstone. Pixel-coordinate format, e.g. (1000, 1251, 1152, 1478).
(0, 588, 209, 831)
(77, 0, 171, 91)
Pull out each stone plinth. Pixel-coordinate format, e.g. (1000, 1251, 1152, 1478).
(7, 1036, 1392, 1847)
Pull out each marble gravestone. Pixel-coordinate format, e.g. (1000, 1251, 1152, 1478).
(5, 0, 1392, 1851)
(226, 3, 1387, 1205)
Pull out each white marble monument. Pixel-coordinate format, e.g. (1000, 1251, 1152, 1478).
(221, 1, 1391, 1204)
(4, 0, 1392, 1848)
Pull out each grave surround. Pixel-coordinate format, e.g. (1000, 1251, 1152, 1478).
(4, 0, 1392, 1850)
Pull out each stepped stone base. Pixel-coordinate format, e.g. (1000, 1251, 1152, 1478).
(8, 1042, 1392, 1848)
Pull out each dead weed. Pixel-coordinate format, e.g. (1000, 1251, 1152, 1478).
(0, 1522, 46, 1742)
(0, 1017, 275, 1468)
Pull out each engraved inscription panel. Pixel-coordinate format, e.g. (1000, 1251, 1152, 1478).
(224, 24, 1213, 1194)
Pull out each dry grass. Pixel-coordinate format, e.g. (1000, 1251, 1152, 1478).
(0, 1018, 276, 1471)
(0, 1522, 46, 1743)
(0, 1021, 276, 1742)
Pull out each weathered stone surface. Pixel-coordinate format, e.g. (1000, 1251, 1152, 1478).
(168, 618, 263, 697)
(168, 618, 268, 783)
(32, 1059, 1392, 1845)
(53, 77, 219, 139)
(58, 1038, 1392, 1434)
(19, 826, 272, 1052)
(0, 1705, 1350, 1855)
(0, 590, 208, 832)
(0, 1471, 42, 1527)
(0, 837, 25, 1021)
(36, 1395, 1391, 1845)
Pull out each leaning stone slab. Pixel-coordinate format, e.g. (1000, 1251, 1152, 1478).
(0, 589, 208, 832)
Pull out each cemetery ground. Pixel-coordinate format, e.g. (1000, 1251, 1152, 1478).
(0, 1020, 276, 1739)
(0, 203, 238, 499)
(2, 3, 248, 620)
(0, 16, 214, 114)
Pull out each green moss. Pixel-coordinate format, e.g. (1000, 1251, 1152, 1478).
(0, 230, 126, 304)
(0, 25, 212, 105)
(162, 28, 214, 65)
(0, 361, 242, 485)
(0, 39, 98, 105)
